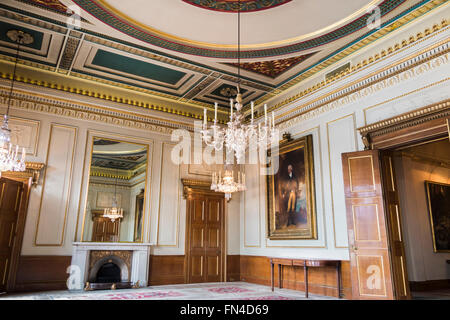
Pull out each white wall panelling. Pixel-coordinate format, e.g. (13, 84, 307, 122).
(34, 124, 77, 246)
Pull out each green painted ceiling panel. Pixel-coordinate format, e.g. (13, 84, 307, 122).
(0, 21, 44, 50)
(91, 49, 187, 85)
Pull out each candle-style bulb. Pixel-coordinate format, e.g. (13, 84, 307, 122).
(264, 104, 268, 124)
(214, 102, 218, 121)
(204, 108, 207, 125)
(251, 101, 254, 122)
(272, 112, 275, 128)
(230, 99, 233, 117)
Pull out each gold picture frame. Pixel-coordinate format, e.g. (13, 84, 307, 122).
(425, 181, 450, 253)
(266, 134, 317, 240)
(134, 189, 145, 242)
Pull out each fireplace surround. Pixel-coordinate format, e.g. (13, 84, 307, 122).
(71, 242, 151, 290)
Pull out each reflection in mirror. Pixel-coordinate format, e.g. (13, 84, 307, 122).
(82, 138, 148, 242)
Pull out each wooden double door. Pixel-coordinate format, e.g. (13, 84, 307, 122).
(91, 210, 121, 242)
(342, 150, 410, 300)
(185, 192, 225, 283)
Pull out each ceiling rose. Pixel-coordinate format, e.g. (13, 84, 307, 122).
(181, 0, 292, 13)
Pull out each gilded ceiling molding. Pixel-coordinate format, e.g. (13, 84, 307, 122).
(254, 0, 448, 109)
(0, 88, 196, 134)
(72, 0, 408, 58)
(277, 50, 449, 131)
(271, 21, 449, 125)
(0, 7, 66, 34)
(0, 68, 228, 124)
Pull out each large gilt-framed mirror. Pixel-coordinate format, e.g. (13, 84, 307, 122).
(81, 136, 149, 242)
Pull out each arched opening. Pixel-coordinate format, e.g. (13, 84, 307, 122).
(95, 262, 121, 283)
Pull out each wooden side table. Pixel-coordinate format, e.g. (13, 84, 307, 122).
(270, 258, 292, 290)
(304, 260, 341, 298)
(270, 258, 342, 299)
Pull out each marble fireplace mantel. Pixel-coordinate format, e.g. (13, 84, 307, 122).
(70, 242, 152, 290)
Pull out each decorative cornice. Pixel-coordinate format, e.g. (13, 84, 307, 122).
(255, 7, 448, 112)
(181, 178, 217, 199)
(358, 99, 450, 137)
(277, 37, 449, 130)
(0, 67, 228, 124)
(1, 161, 45, 186)
(0, 88, 195, 134)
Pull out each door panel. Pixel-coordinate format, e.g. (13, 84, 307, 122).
(206, 255, 220, 282)
(380, 152, 410, 299)
(342, 150, 394, 299)
(207, 228, 219, 248)
(186, 193, 224, 284)
(0, 178, 24, 292)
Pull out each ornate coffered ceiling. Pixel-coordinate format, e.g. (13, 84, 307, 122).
(0, 0, 446, 122)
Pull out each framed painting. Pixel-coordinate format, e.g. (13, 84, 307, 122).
(134, 189, 145, 242)
(266, 134, 317, 240)
(425, 181, 450, 252)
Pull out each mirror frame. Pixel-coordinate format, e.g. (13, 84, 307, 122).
(77, 131, 153, 243)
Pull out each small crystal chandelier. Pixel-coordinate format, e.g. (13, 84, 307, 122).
(211, 165, 246, 201)
(201, 1, 276, 162)
(103, 170, 123, 222)
(0, 30, 33, 174)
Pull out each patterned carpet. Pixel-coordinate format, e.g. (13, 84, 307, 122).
(0, 282, 339, 300)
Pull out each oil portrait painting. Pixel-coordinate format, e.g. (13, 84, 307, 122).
(267, 135, 317, 240)
(426, 181, 450, 252)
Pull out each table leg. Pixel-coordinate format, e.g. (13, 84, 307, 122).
(337, 262, 342, 299)
(271, 263, 274, 292)
(278, 264, 282, 289)
(304, 265, 308, 298)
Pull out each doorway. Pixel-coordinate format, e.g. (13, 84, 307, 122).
(0, 176, 31, 292)
(341, 101, 449, 300)
(393, 138, 450, 299)
(183, 180, 226, 284)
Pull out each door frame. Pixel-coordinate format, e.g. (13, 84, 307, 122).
(182, 179, 227, 284)
(0, 175, 31, 292)
(1, 162, 44, 291)
(353, 100, 450, 299)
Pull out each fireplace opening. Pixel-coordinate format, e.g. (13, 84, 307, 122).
(95, 262, 121, 283)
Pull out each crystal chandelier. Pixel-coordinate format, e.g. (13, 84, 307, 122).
(0, 30, 33, 174)
(201, 1, 276, 162)
(211, 166, 246, 201)
(103, 170, 123, 222)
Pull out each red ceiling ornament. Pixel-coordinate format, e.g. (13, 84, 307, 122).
(18, 0, 69, 14)
(227, 52, 318, 79)
(182, 0, 292, 13)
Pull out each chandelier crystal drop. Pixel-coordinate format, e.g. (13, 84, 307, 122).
(103, 170, 124, 222)
(103, 199, 124, 222)
(201, 99, 277, 162)
(201, 1, 277, 162)
(210, 167, 246, 201)
(0, 30, 32, 175)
